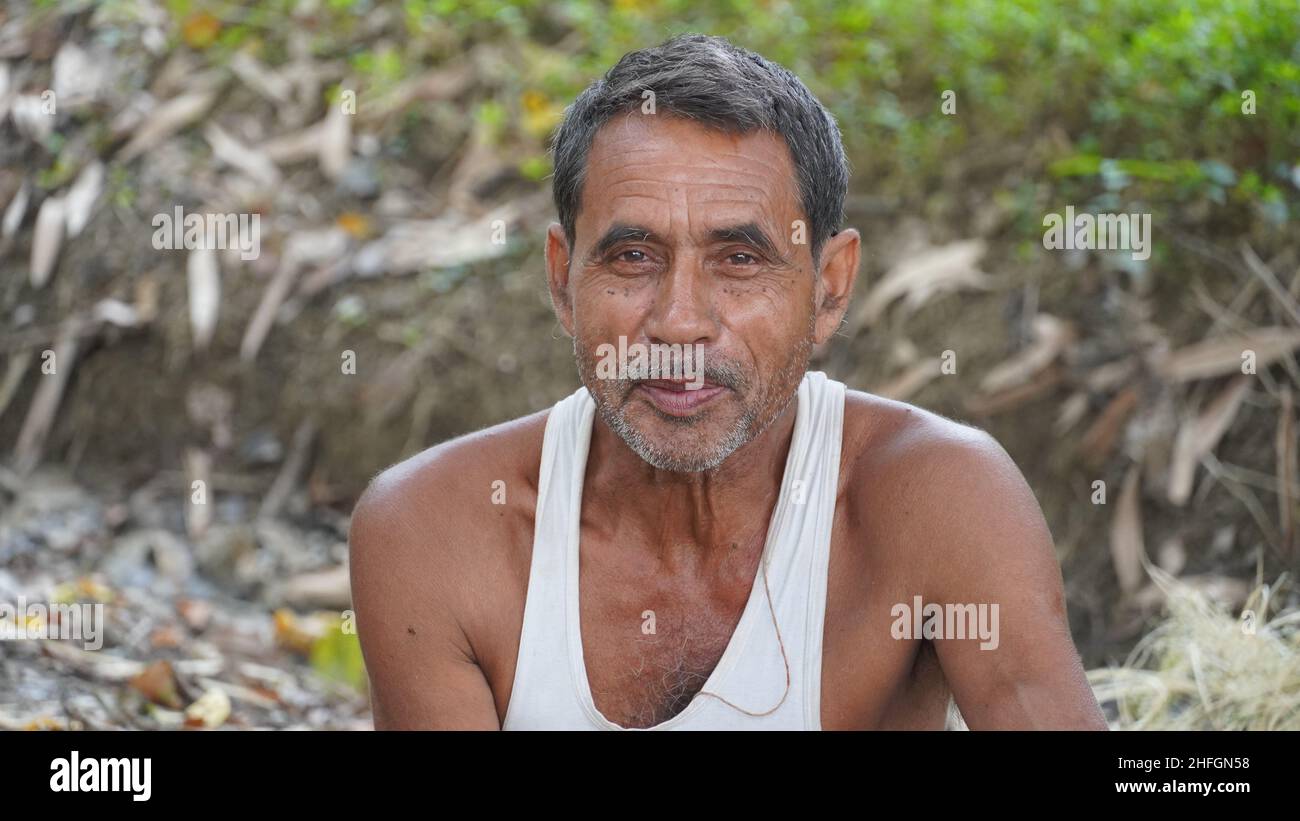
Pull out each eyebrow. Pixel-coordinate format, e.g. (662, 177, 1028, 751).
(586, 222, 785, 262)
(707, 222, 782, 259)
(587, 224, 657, 261)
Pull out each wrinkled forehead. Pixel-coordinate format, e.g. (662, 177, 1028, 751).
(576, 115, 804, 240)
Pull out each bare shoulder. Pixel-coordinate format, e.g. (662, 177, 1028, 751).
(351, 409, 549, 550)
(347, 408, 550, 635)
(842, 388, 1019, 495)
(839, 388, 1056, 589)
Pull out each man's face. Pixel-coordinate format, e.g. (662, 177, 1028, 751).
(548, 115, 848, 473)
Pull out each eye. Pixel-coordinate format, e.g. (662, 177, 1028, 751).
(726, 251, 759, 265)
(617, 249, 649, 263)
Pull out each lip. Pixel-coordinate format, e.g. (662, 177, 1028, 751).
(635, 381, 727, 416)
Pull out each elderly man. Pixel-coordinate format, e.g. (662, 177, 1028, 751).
(349, 34, 1107, 730)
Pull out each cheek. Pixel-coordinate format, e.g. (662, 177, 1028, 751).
(572, 278, 648, 335)
(717, 273, 814, 336)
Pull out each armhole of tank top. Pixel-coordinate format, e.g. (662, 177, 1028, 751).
(806, 377, 845, 731)
(500, 402, 564, 730)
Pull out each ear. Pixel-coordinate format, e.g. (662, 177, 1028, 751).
(812, 228, 861, 345)
(545, 222, 576, 337)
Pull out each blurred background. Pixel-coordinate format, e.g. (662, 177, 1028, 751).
(1, 0, 1298, 730)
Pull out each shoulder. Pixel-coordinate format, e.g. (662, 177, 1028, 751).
(348, 409, 550, 610)
(352, 409, 549, 537)
(841, 388, 1016, 495)
(839, 388, 1055, 591)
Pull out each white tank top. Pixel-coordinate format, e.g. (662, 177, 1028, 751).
(502, 370, 846, 730)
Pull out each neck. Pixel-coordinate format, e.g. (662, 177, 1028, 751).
(582, 396, 799, 568)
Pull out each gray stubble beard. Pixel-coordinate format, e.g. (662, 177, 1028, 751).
(573, 324, 815, 474)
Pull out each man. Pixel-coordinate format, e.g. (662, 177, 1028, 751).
(349, 34, 1107, 730)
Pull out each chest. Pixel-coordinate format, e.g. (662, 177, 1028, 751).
(490, 486, 950, 730)
(576, 533, 764, 729)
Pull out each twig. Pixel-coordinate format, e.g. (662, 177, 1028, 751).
(1242, 243, 1300, 329)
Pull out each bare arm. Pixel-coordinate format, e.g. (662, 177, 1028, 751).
(349, 469, 500, 730)
(919, 432, 1107, 730)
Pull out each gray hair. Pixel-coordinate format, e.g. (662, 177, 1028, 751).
(550, 33, 849, 266)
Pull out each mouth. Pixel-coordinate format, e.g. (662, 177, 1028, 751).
(634, 379, 728, 417)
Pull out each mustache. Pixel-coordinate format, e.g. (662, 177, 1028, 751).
(629, 361, 745, 390)
(576, 339, 749, 392)
(621, 355, 749, 393)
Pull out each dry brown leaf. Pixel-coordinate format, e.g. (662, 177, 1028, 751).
(29, 194, 64, 288)
(12, 319, 80, 473)
(963, 365, 1063, 416)
(980, 314, 1075, 393)
(1110, 464, 1146, 595)
(10, 93, 53, 141)
(40, 641, 144, 681)
(1084, 357, 1137, 392)
(229, 51, 292, 104)
(1156, 328, 1300, 382)
(2, 178, 29, 238)
(1079, 387, 1140, 467)
(1167, 376, 1251, 506)
(319, 98, 352, 180)
(119, 90, 217, 162)
(353, 207, 515, 277)
(360, 64, 471, 123)
(257, 122, 324, 164)
(204, 123, 280, 188)
(279, 565, 351, 610)
(187, 246, 220, 351)
(129, 660, 183, 709)
(0, 348, 33, 421)
(1055, 391, 1090, 434)
(63, 161, 103, 238)
(857, 239, 991, 326)
(1278, 387, 1296, 559)
(241, 228, 348, 362)
(873, 358, 942, 401)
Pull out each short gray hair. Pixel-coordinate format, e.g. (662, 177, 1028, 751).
(551, 33, 849, 265)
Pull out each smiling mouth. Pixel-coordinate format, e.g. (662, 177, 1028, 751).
(634, 379, 728, 416)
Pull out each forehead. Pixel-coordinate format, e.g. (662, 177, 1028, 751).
(578, 115, 802, 231)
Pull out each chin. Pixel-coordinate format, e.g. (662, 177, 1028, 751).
(618, 408, 754, 473)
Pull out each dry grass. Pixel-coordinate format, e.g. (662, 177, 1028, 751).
(1088, 569, 1300, 730)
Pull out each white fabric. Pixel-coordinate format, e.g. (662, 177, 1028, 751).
(502, 371, 846, 730)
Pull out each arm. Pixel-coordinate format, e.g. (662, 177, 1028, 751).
(348, 469, 500, 730)
(920, 432, 1107, 730)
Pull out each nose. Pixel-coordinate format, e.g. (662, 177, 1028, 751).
(641, 255, 716, 348)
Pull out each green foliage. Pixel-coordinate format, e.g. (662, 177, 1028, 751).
(162, 0, 1299, 230)
(309, 620, 368, 691)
